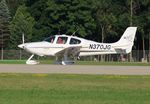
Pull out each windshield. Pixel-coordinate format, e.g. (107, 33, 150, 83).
(44, 36, 55, 43)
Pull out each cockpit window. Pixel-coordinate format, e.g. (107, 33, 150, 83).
(70, 38, 81, 44)
(56, 37, 68, 44)
(44, 36, 55, 43)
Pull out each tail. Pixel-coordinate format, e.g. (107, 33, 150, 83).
(113, 27, 137, 54)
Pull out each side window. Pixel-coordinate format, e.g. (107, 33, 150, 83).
(57, 37, 68, 44)
(44, 36, 55, 43)
(70, 38, 81, 44)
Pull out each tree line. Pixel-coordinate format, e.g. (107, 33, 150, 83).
(0, 0, 150, 60)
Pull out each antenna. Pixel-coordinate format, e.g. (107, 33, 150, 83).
(71, 29, 78, 36)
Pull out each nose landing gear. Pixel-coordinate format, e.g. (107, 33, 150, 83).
(26, 54, 39, 65)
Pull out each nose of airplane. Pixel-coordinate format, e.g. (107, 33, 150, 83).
(18, 44, 25, 49)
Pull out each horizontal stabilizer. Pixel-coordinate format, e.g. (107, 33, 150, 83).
(115, 48, 126, 54)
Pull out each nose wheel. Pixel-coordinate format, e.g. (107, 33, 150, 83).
(26, 54, 39, 65)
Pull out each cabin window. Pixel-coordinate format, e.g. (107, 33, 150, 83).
(56, 37, 68, 44)
(70, 38, 81, 44)
(44, 36, 55, 43)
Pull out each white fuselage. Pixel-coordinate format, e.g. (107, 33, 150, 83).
(19, 35, 121, 57)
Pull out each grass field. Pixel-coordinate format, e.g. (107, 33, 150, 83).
(0, 60, 150, 66)
(0, 74, 150, 104)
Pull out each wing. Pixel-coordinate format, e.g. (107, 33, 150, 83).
(55, 46, 81, 57)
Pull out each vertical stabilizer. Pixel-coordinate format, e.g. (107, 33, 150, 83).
(114, 27, 137, 53)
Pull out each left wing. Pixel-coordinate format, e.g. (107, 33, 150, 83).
(55, 46, 82, 57)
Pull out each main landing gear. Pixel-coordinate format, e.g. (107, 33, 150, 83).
(55, 54, 75, 65)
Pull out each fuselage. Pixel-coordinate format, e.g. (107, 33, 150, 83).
(18, 27, 137, 65)
(18, 35, 120, 57)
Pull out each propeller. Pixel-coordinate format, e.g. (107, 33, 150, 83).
(22, 33, 25, 44)
(18, 33, 25, 49)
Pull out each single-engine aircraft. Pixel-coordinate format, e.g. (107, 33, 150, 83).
(18, 27, 137, 65)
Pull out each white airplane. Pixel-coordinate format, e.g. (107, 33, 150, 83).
(18, 27, 137, 65)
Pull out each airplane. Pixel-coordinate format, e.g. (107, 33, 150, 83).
(18, 27, 137, 65)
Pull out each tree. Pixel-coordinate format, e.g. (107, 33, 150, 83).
(147, 6, 150, 62)
(9, 5, 35, 49)
(26, 0, 50, 41)
(6, 0, 26, 16)
(65, 0, 96, 37)
(94, 0, 118, 43)
(130, 0, 150, 61)
(5, 0, 149, 62)
(0, 0, 11, 59)
(26, 0, 96, 41)
(93, 0, 118, 61)
(139, 0, 150, 62)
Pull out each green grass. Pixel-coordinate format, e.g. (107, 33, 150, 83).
(0, 60, 150, 66)
(0, 60, 26, 64)
(0, 74, 150, 104)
